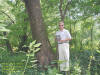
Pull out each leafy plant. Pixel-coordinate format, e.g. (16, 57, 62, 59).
(23, 40, 41, 75)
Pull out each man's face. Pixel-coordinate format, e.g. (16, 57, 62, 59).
(59, 23, 64, 30)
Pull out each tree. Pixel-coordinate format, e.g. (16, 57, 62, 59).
(24, 0, 55, 66)
(59, 0, 72, 21)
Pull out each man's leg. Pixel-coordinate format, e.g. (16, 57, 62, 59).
(61, 71, 68, 75)
(59, 44, 70, 75)
(60, 71, 66, 75)
(63, 71, 70, 75)
(67, 71, 70, 75)
(64, 43, 70, 75)
(64, 71, 67, 75)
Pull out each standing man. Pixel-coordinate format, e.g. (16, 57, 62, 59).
(55, 21, 71, 75)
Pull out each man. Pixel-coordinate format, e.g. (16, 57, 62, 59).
(55, 21, 71, 75)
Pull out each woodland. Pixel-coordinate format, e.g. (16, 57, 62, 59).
(0, 0, 100, 75)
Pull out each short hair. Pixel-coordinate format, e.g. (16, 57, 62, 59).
(59, 21, 64, 25)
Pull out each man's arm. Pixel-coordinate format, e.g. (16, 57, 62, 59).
(59, 38, 72, 42)
(60, 30, 72, 42)
(65, 38, 72, 41)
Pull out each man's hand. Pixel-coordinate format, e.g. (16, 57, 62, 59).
(59, 40, 66, 42)
(59, 38, 71, 43)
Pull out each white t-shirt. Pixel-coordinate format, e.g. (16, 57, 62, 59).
(56, 29, 71, 43)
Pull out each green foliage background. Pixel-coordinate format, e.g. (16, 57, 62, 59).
(0, 0, 100, 75)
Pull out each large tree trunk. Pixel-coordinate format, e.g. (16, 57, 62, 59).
(24, 0, 55, 66)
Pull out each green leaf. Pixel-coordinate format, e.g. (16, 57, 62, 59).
(0, 26, 10, 32)
(34, 48, 40, 53)
(96, 50, 100, 54)
(34, 43, 41, 48)
(31, 64, 37, 67)
(0, 36, 7, 39)
(26, 53, 34, 57)
(29, 40, 36, 49)
(0, 24, 7, 27)
(30, 60, 38, 63)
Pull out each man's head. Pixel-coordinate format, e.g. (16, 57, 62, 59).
(59, 21, 64, 30)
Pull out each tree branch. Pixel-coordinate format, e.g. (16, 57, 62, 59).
(59, 0, 72, 21)
(0, 11, 15, 24)
(63, 0, 72, 18)
(59, 0, 64, 21)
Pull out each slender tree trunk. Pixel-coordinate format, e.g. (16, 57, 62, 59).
(90, 18, 95, 75)
(3, 32, 12, 52)
(59, 0, 72, 21)
(24, 0, 55, 66)
(18, 34, 28, 52)
(18, 19, 28, 52)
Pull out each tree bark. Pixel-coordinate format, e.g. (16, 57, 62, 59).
(24, 0, 55, 66)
